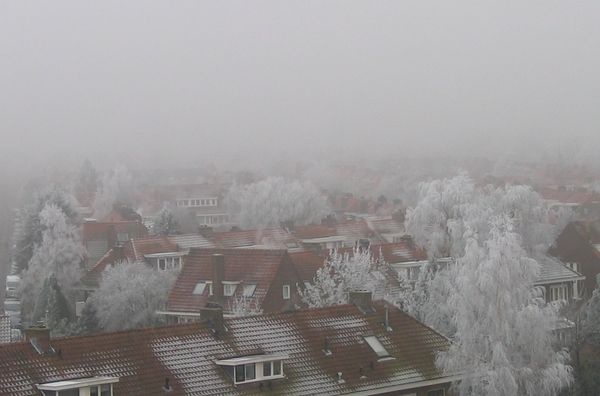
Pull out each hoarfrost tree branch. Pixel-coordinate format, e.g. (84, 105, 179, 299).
(226, 177, 331, 229)
(92, 166, 134, 220)
(405, 172, 479, 260)
(152, 203, 180, 235)
(15, 186, 79, 273)
(228, 295, 263, 317)
(90, 262, 176, 332)
(436, 217, 572, 396)
(20, 204, 84, 323)
(299, 248, 394, 308)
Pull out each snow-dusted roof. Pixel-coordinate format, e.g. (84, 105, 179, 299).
(535, 257, 584, 285)
(0, 303, 453, 395)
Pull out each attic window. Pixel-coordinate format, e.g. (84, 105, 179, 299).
(215, 354, 288, 385)
(223, 282, 239, 297)
(243, 284, 256, 297)
(37, 377, 118, 396)
(364, 336, 391, 359)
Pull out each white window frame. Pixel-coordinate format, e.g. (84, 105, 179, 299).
(549, 284, 569, 302)
(223, 282, 238, 297)
(282, 284, 291, 300)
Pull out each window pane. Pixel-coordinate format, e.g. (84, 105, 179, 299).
(427, 389, 445, 396)
(235, 365, 245, 382)
(58, 390, 79, 396)
(91, 386, 99, 396)
(245, 363, 256, 380)
(364, 336, 390, 358)
(100, 384, 110, 396)
(159, 259, 166, 270)
(273, 360, 281, 375)
(263, 361, 272, 377)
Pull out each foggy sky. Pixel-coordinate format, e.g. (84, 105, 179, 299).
(2, 1, 600, 173)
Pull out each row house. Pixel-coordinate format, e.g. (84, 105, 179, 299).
(0, 294, 457, 396)
(81, 210, 148, 270)
(77, 234, 215, 316)
(161, 248, 304, 323)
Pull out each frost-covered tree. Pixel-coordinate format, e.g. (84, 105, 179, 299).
(93, 166, 134, 220)
(90, 262, 176, 332)
(436, 217, 572, 396)
(405, 172, 479, 259)
(406, 174, 560, 260)
(226, 177, 331, 229)
(14, 186, 79, 273)
(228, 295, 263, 317)
(300, 248, 392, 308)
(152, 204, 180, 235)
(20, 204, 84, 322)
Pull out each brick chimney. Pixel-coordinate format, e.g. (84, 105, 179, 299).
(349, 290, 374, 314)
(211, 254, 225, 304)
(200, 306, 225, 336)
(25, 325, 52, 355)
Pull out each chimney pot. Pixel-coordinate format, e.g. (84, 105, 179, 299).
(25, 325, 51, 355)
(348, 290, 373, 314)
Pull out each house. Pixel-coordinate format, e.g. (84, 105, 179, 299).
(0, 294, 457, 395)
(80, 234, 215, 291)
(539, 187, 600, 221)
(292, 220, 383, 252)
(551, 221, 600, 297)
(82, 218, 147, 269)
(162, 248, 305, 322)
(290, 242, 427, 286)
(534, 256, 585, 304)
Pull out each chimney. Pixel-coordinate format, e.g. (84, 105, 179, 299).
(211, 254, 225, 304)
(349, 290, 374, 314)
(25, 325, 52, 355)
(113, 244, 125, 261)
(200, 306, 225, 336)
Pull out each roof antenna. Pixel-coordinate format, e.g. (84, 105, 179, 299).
(384, 305, 392, 332)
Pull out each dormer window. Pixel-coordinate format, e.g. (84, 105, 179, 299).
(37, 377, 118, 396)
(147, 253, 183, 271)
(215, 354, 288, 385)
(223, 282, 239, 297)
(243, 284, 256, 297)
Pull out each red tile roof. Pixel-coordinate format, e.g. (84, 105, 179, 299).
(82, 221, 147, 243)
(167, 248, 295, 313)
(81, 236, 179, 288)
(0, 303, 453, 395)
(125, 236, 178, 262)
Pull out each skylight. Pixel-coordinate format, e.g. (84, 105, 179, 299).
(193, 282, 207, 295)
(364, 336, 391, 358)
